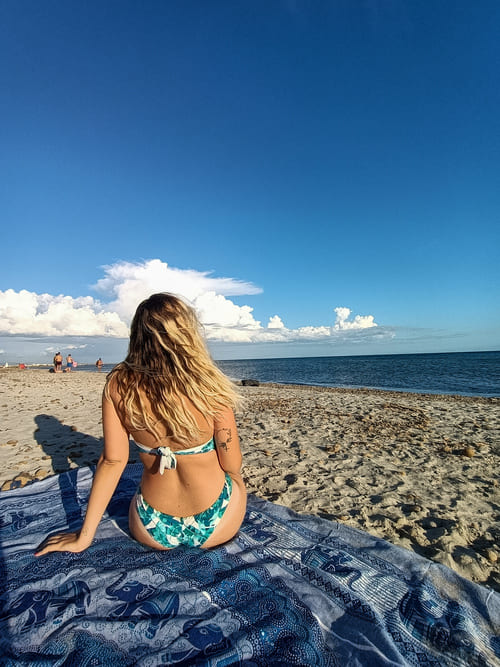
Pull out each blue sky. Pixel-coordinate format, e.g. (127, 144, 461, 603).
(1, 1, 499, 363)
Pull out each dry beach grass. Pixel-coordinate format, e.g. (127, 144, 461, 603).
(1, 368, 499, 592)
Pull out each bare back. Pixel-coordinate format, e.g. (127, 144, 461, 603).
(110, 389, 238, 517)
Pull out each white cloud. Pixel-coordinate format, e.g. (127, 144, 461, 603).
(295, 325, 333, 339)
(44, 344, 87, 352)
(0, 259, 381, 345)
(267, 315, 285, 329)
(194, 291, 261, 330)
(93, 259, 262, 321)
(333, 307, 377, 330)
(0, 289, 128, 337)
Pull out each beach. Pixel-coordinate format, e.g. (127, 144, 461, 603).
(1, 368, 498, 592)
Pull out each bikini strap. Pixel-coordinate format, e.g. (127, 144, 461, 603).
(136, 437, 215, 475)
(175, 437, 215, 457)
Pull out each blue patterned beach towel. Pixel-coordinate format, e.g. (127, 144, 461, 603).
(0, 464, 498, 666)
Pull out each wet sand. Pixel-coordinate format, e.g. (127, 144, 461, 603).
(1, 368, 498, 591)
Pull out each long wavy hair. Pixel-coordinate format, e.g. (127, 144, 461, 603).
(105, 293, 240, 445)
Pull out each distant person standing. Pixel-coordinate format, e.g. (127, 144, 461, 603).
(54, 352, 63, 373)
(66, 354, 74, 372)
(96, 358, 104, 371)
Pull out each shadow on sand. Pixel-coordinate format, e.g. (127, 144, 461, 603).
(32, 414, 140, 529)
(34, 414, 104, 473)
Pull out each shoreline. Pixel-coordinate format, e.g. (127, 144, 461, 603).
(1, 368, 499, 591)
(4, 365, 499, 400)
(262, 381, 499, 402)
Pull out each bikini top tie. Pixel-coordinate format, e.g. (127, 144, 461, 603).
(155, 446, 178, 474)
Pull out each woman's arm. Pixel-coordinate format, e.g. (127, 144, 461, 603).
(214, 406, 243, 480)
(35, 391, 129, 556)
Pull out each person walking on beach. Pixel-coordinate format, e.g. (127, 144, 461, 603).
(96, 358, 103, 371)
(66, 354, 74, 372)
(53, 352, 63, 373)
(36, 293, 247, 555)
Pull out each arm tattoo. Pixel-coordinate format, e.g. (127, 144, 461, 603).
(216, 428, 232, 451)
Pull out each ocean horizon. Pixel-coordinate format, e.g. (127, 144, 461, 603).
(36, 350, 500, 398)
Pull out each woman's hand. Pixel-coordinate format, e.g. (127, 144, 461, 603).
(35, 531, 92, 556)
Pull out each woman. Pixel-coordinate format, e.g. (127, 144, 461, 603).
(36, 293, 246, 555)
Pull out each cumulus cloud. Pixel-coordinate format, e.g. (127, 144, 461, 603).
(0, 289, 128, 337)
(193, 291, 261, 330)
(94, 259, 262, 321)
(0, 259, 381, 345)
(202, 309, 377, 344)
(334, 307, 376, 330)
(267, 315, 285, 329)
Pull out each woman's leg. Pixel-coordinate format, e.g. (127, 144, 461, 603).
(201, 475, 247, 549)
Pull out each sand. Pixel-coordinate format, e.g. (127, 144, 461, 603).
(1, 367, 499, 592)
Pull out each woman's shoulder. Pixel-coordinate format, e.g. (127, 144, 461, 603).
(103, 367, 126, 402)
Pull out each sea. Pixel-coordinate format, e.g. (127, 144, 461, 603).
(76, 351, 500, 398)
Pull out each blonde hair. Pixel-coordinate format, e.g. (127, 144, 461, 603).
(105, 292, 240, 445)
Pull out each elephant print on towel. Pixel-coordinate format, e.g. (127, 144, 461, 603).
(399, 585, 478, 657)
(5, 580, 90, 632)
(0, 510, 50, 533)
(105, 572, 179, 639)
